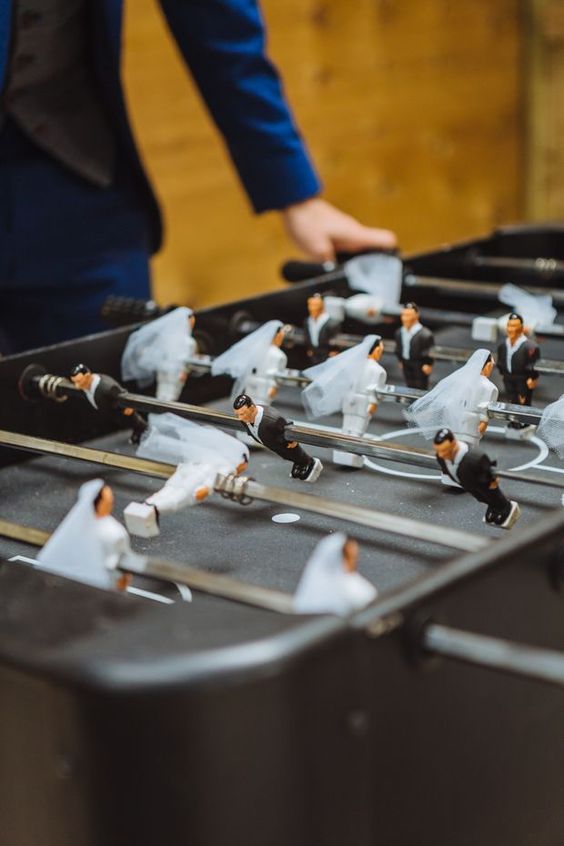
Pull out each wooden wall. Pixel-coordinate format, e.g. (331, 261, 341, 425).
(526, 0, 564, 220)
(123, 0, 525, 308)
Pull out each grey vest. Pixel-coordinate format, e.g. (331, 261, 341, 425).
(2, 0, 116, 187)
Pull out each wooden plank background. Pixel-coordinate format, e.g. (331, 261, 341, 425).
(123, 0, 525, 308)
(526, 0, 564, 222)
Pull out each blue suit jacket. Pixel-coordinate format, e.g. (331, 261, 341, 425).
(0, 0, 321, 251)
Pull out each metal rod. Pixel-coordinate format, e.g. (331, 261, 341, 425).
(0, 429, 174, 478)
(124, 556, 295, 614)
(0, 517, 294, 614)
(17, 368, 564, 490)
(424, 623, 564, 688)
(286, 261, 564, 295)
(215, 474, 488, 552)
(0, 429, 486, 552)
(0, 518, 50, 546)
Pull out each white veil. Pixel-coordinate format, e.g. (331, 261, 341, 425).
(405, 348, 492, 439)
(344, 254, 402, 308)
(137, 413, 249, 469)
(498, 284, 556, 329)
(37, 479, 110, 588)
(121, 307, 194, 386)
(211, 320, 282, 398)
(293, 533, 377, 615)
(301, 335, 380, 419)
(536, 395, 564, 459)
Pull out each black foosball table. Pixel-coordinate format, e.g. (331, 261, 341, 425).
(1, 224, 563, 846)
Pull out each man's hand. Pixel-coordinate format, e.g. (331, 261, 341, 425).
(478, 421, 488, 436)
(526, 377, 538, 391)
(422, 364, 433, 376)
(281, 198, 397, 262)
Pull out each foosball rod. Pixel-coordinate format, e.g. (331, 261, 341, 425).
(0, 429, 487, 552)
(182, 353, 564, 421)
(0, 516, 294, 613)
(2, 519, 563, 687)
(19, 367, 564, 490)
(282, 258, 564, 303)
(229, 318, 564, 377)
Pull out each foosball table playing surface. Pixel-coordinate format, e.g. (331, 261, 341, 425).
(1, 224, 563, 846)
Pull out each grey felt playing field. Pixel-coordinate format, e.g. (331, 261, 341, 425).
(0, 372, 562, 600)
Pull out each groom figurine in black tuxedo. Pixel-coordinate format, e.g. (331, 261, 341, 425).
(233, 393, 323, 482)
(433, 427, 520, 529)
(394, 301, 434, 390)
(70, 364, 148, 444)
(496, 312, 540, 432)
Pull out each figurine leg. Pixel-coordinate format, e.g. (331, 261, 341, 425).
(124, 466, 200, 536)
(403, 362, 428, 390)
(156, 374, 184, 403)
(334, 405, 370, 468)
(244, 377, 271, 406)
(479, 487, 521, 530)
(504, 378, 535, 439)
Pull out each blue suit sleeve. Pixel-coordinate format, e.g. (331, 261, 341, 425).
(158, 0, 322, 212)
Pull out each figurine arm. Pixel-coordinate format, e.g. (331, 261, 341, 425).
(421, 330, 435, 371)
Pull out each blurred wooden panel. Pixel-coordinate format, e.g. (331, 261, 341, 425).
(526, 0, 564, 220)
(123, 0, 525, 308)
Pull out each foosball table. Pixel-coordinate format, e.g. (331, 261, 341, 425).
(1, 224, 563, 846)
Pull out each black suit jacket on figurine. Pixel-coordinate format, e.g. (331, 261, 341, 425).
(496, 339, 540, 379)
(303, 317, 341, 358)
(92, 374, 127, 414)
(242, 407, 294, 458)
(394, 325, 434, 364)
(437, 448, 496, 497)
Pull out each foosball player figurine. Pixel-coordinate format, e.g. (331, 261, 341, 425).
(406, 349, 497, 449)
(432, 428, 521, 530)
(233, 393, 323, 482)
(121, 306, 197, 402)
(124, 414, 249, 537)
(394, 301, 434, 390)
(293, 532, 378, 615)
(37, 479, 141, 591)
(496, 312, 540, 438)
(70, 364, 148, 444)
(303, 293, 342, 365)
(302, 335, 386, 468)
(211, 320, 289, 404)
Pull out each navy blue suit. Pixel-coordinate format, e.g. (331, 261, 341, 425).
(0, 0, 321, 351)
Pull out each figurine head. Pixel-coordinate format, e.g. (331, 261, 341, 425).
(273, 324, 291, 348)
(188, 314, 196, 331)
(93, 483, 114, 518)
(432, 428, 458, 462)
(307, 293, 325, 320)
(368, 336, 384, 361)
(480, 353, 495, 378)
(70, 363, 94, 390)
(400, 302, 420, 330)
(342, 537, 359, 573)
(233, 393, 257, 424)
(506, 312, 524, 343)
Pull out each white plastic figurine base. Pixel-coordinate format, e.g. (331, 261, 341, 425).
(483, 501, 521, 530)
(504, 423, 536, 441)
(332, 449, 364, 469)
(302, 457, 324, 483)
(124, 502, 160, 538)
(471, 316, 498, 343)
